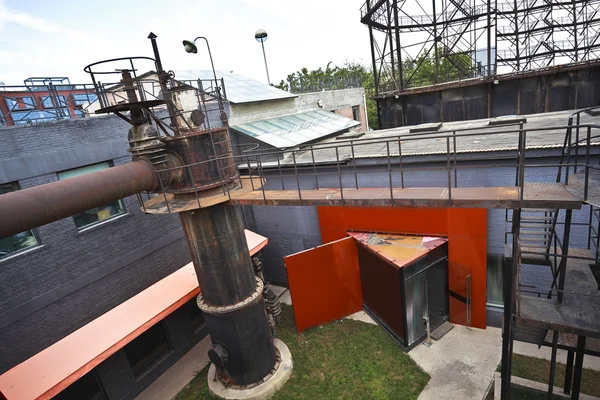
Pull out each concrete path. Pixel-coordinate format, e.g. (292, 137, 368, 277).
(279, 287, 502, 399)
(409, 326, 502, 400)
(135, 336, 211, 400)
(348, 308, 502, 400)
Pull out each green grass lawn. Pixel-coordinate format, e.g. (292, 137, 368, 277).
(501, 353, 600, 398)
(176, 304, 429, 400)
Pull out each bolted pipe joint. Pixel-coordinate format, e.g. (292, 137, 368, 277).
(128, 124, 185, 191)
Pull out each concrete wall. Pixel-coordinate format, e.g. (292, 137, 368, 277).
(229, 87, 367, 131)
(0, 115, 193, 373)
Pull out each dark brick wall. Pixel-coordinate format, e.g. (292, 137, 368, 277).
(0, 117, 193, 374)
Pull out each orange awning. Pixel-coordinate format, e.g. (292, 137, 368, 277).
(0, 229, 267, 400)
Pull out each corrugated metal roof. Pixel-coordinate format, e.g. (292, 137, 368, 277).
(231, 109, 360, 148)
(173, 70, 296, 104)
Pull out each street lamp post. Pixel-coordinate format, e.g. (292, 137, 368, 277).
(182, 36, 220, 94)
(254, 29, 271, 85)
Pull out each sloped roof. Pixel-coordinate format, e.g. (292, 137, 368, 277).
(231, 109, 360, 148)
(173, 70, 296, 104)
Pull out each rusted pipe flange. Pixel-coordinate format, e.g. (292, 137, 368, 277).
(197, 277, 264, 314)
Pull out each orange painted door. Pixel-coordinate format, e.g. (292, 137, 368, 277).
(284, 237, 363, 333)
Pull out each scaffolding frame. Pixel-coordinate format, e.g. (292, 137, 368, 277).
(361, 0, 600, 94)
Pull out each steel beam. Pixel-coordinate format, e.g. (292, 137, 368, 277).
(564, 350, 575, 394)
(571, 335, 587, 399)
(500, 209, 520, 400)
(558, 209, 573, 304)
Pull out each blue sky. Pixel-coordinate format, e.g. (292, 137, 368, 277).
(0, 0, 372, 85)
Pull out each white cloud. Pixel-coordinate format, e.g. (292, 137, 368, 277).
(0, 3, 91, 40)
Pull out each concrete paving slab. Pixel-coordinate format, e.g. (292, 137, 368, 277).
(409, 325, 502, 400)
(268, 285, 288, 298)
(136, 336, 211, 400)
(345, 310, 377, 325)
(278, 290, 292, 306)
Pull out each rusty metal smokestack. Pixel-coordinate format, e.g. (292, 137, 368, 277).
(0, 34, 287, 393)
(180, 204, 277, 384)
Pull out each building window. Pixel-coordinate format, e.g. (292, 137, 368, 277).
(4, 98, 18, 110)
(42, 96, 54, 108)
(352, 105, 360, 122)
(0, 183, 40, 259)
(57, 162, 126, 230)
(53, 370, 107, 400)
(73, 93, 98, 106)
(124, 323, 171, 377)
(57, 95, 68, 107)
(21, 97, 35, 109)
(187, 298, 206, 331)
(487, 253, 504, 307)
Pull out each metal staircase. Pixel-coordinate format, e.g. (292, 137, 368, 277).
(508, 109, 600, 351)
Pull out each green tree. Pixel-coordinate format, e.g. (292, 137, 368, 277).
(402, 46, 474, 88)
(275, 62, 380, 130)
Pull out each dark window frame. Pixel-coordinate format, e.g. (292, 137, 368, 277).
(0, 182, 41, 260)
(49, 368, 108, 400)
(352, 105, 360, 121)
(124, 321, 173, 379)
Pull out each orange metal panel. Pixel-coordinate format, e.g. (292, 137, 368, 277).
(317, 206, 487, 329)
(284, 237, 363, 333)
(447, 208, 487, 239)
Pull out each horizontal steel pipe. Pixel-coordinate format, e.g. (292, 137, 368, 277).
(0, 160, 157, 238)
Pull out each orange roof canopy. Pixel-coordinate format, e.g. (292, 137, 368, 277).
(0, 229, 267, 400)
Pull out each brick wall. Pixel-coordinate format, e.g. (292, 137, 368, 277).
(0, 116, 192, 373)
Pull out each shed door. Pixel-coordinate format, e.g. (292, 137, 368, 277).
(284, 237, 363, 333)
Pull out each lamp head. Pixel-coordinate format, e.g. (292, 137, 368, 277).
(255, 29, 268, 43)
(182, 40, 198, 54)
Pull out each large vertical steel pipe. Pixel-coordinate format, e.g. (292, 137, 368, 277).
(180, 204, 276, 385)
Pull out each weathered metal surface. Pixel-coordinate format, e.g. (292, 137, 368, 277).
(229, 183, 582, 210)
(163, 127, 238, 194)
(141, 177, 263, 214)
(516, 296, 600, 339)
(0, 160, 157, 238)
(179, 203, 276, 385)
(203, 297, 276, 385)
(376, 62, 600, 128)
(180, 204, 256, 306)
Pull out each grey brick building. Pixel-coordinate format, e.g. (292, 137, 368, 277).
(0, 115, 205, 399)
